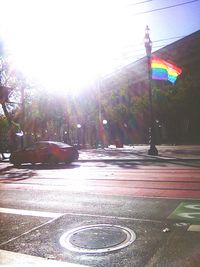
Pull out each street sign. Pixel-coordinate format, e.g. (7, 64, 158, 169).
(168, 202, 200, 221)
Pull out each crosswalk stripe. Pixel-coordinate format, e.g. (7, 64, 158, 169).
(0, 208, 63, 218)
(0, 249, 88, 266)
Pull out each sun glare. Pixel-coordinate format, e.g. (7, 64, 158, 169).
(0, 0, 146, 95)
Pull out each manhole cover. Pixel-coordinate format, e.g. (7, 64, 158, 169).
(60, 224, 136, 254)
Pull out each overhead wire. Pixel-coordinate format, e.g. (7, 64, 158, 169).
(106, 0, 199, 75)
(125, 0, 153, 7)
(122, 35, 186, 49)
(130, 0, 199, 16)
(121, 35, 185, 52)
(1, 0, 198, 89)
(114, 34, 187, 65)
(101, 31, 192, 81)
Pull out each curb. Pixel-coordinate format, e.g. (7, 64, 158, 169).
(78, 157, 200, 162)
(1, 158, 200, 166)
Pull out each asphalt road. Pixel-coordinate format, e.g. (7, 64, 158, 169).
(1, 160, 200, 198)
(1, 160, 200, 266)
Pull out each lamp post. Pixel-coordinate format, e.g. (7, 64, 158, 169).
(102, 119, 108, 148)
(77, 123, 81, 149)
(97, 77, 103, 148)
(144, 26, 158, 156)
(21, 86, 25, 148)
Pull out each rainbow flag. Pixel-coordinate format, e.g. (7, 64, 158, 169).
(151, 57, 182, 84)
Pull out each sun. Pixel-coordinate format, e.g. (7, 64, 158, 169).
(0, 0, 146, 95)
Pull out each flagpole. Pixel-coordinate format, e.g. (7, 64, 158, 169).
(144, 26, 158, 156)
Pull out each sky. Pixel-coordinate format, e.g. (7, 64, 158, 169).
(0, 0, 199, 94)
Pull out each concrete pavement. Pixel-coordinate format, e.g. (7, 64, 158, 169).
(1, 188, 200, 266)
(1, 145, 200, 266)
(78, 145, 200, 161)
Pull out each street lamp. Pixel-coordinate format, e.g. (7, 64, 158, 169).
(102, 119, 108, 148)
(102, 119, 107, 125)
(144, 26, 158, 156)
(77, 124, 81, 149)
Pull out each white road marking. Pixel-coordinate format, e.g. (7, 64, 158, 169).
(0, 208, 63, 218)
(0, 249, 89, 266)
(177, 212, 200, 219)
(0, 207, 162, 223)
(184, 204, 200, 210)
(187, 225, 200, 232)
(61, 211, 164, 223)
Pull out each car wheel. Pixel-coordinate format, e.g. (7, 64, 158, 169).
(12, 161, 21, 167)
(65, 159, 73, 164)
(48, 155, 58, 165)
(65, 150, 79, 164)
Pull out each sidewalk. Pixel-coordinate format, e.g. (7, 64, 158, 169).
(78, 145, 200, 161)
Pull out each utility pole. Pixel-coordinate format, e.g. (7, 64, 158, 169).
(20, 86, 25, 148)
(144, 26, 158, 156)
(97, 77, 103, 148)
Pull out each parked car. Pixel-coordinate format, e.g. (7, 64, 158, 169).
(10, 141, 79, 167)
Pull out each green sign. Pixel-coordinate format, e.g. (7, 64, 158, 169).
(169, 202, 200, 221)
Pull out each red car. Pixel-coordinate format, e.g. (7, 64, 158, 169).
(10, 141, 79, 167)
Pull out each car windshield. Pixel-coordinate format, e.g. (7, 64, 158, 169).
(25, 144, 36, 151)
(37, 142, 71, 148)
